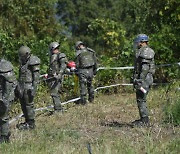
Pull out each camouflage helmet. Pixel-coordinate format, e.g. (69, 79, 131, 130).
(18, 46, 31, 59)
(133, 34, 149, 50)
(134, 34, 149, 43)
(75, 41, 84, 49)
(49, 42, 60, 52)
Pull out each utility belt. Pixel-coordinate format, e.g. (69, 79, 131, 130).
(18, 81, 33, 91)
(136, 71, 153, 78)
(19, 81, 32, 84)
(79, 65, 94, 69)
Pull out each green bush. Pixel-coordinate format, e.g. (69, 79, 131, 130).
(163, 89, 180, 125)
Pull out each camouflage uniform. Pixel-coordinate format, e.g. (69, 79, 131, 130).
(48, 42, 68, 111)
(17, 46, 40, 130)
(0, 59, 16, 143)
(133, 34, 155, 126)
(75, 41, 97, 104)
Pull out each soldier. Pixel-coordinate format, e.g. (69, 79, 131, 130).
(0, 58, 16, 143)
(47, 42, 68, 113)
(132, 34, 155, 126)
(75, 41, 97, 105)
(16, 46, 40, 130)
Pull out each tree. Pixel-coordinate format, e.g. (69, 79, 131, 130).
(0, 0, 64, 70)
(0, 0, 61, 39)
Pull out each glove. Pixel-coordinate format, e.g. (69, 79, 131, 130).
(54, 74, 62, 80)
(74, 69, 79, 75)
(133, 79, 142, 90)
(44, 74, 48, 79)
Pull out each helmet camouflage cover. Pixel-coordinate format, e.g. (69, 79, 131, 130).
(49, 42, 60, 52)
(134, 34, 149, 43)
(75, 41, 84, 49)
(133, 34, 149, 50)
(18, 46, 31, 63)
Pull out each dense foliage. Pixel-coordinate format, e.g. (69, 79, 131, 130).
(0, 0, 179, 128)
(163, 85, 180, 125)
(0, 0, 179, 80)
(0, 0, 65, 73)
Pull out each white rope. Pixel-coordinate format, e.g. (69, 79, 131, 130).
(10, 82, 169, 124)
(94, 83, 133, 92)
(97, 66, 134, 71)
(9, 61, 179, 124)
(9, 114, 24, 124)
(9, 97, 81, 124)
(97, 62, 180, 71)
(9, 83, 130, 124)
(157, 62, 180, 67)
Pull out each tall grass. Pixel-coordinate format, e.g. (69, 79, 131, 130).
(163, 88, 180, 125)
(2, 83, 179, 154)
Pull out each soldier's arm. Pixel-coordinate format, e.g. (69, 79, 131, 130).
(149, 58, 155, 75)
(3, 71, 17, 102)
(92, 52, 98, 75)
(75, 56, 79, 69)
(87, 47, 98, 73)
(133, 57, 138, 80)
(32, 64, 40, 91)
(58, 53, 68, 77)
(139, 61, 150, 80)
(139, 48, 155, 80)
(75, 50, 81, 69)
(49, 54, 58, 75)
(29, 56, 41, 91)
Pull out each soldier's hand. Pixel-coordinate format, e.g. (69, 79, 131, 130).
(44, 74, 48, 79)
(54, 74, 62, 80)
(133, 79, 143, 90)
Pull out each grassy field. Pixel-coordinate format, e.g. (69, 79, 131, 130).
(0, 85, 179, 154)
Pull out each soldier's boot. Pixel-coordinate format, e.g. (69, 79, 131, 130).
(53, 107, 66, 115)
(52, 96, 64, 113)
(81, 97, 87, 105)
(0, 133, 11, 144)
(54, 104, 64, 111)
(54, 103, 65, 114)
(16, 119, 35, 130)
(88, 85, 94, 103)
(88, 94, 94, 103)
(131, 117, 150, 127)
